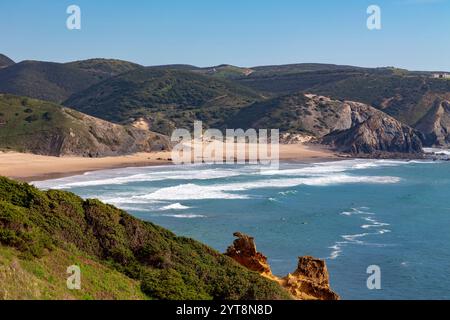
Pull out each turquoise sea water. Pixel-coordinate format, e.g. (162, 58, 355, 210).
(34, 159, 450, 299)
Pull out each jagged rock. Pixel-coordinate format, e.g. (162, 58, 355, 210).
(415, 99, 450, 147)
(280, 256, 339, 301)
(322, 115, 423, 155)
(225, 232, 272, 276)
(229, 93, 423, 156)
(225, 232, 339, 300)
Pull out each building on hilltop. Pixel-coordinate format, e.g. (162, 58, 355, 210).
(432, 73, 450, 79)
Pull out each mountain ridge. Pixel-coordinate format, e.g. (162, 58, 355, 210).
(0, 54, 14, 68)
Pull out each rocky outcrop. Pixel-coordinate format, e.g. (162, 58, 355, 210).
(225, 232, 272, 277)
(229, 93, 423, 156)
(280, 256, 340, 300)
(415, 99, 450, 147)
(225, 232, 339, 300)
(307, 95, 424, 156)
(322, 114, 423, 156)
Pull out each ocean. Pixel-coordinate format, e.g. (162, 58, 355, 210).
(33, 159, 450, 300)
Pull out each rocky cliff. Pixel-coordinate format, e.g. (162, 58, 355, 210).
(228, 93, 423, 156)
(225, 232, 339, 300)
(323, 113, 423, 156)
(313, 95, 423, 156)
(415, 99, 450, 147)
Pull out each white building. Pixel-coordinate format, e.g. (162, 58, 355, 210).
(432, 73, 450, 79)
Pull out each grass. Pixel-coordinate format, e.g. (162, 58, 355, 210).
(0, 245, 146, 300)
(0, 94, 80, 154)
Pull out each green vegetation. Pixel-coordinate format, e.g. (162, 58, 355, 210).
(65, 58, 142, 78)
(0, 59, 142, 103)
(226, 93, 343, 136)
(0, 245, 146, 300)
(0, 177, 291, 300)
(309, 74, 450, 125)
(2, 55, 449, 149)
(0, 94, 169, 156)
(0, 61, 101, 103)
(0, 94, 74, 154)
(64, 67, 264, 135)
(196, 64, 254, 79)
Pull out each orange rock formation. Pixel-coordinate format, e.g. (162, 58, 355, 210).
(225, 232, 339, 300)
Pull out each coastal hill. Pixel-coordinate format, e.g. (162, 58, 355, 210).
(0, 94, 170, 157)
(205, 63, 386, 96)
(0, 54, 14, 68)
(227, 94, 423, 156)
(1, 54, 450, 152)
(0, 177, 293, 300)
(200, 63, 450, 146)
(65, 58, 142, 78)
(309, 73, 450, 127)
(64, 67, 263, 135)
(0, 58, 142, 103)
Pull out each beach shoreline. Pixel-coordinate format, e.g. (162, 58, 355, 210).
(0, 143, 339, 182)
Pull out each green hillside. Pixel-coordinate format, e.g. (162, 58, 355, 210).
(0, 61, 101, 103)
(65, 58, 142, 78)
(0, 177, 291, 300)
(0, 59, 142, 103)
(0, 245, 147, 300)
(0, 94, 169, 157)
(196, 64, 254, 79)
(222, 65, 450, 133)
(310, 74, 450, 126)
(233, 66, 406, 95)
(64, 67, 264, 135)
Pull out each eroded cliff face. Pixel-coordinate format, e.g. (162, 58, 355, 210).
(55, 108, 171, 157)
(229, 93, 423, 156)
(322, 114, 423, 156)
(225, 232, 272, 277)
(225, 232, 339, 300)
(306, 95, 424, 156)
(415, 99, 450, 147)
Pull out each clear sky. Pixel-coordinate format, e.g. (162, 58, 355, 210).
(1, 0, 449, 70)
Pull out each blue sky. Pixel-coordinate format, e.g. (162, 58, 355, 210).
(1, 0, 449, 70)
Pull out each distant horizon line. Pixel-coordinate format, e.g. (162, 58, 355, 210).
(2, 53, 450, 74)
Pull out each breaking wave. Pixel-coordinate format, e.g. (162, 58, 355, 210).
(328, 207, 391, 260)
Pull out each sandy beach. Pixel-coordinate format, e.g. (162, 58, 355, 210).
(0, 143, 337, 182)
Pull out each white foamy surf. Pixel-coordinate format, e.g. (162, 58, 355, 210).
(128, 174, 400, 201)
(160, 203, 191, 210)
(162, 214, 206, 219)
(328, 207, 391, 260)
(33, 166, 243, 189)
